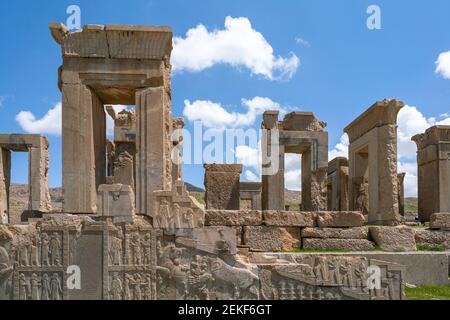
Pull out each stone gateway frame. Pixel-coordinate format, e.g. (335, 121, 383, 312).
(344, 99, 404, 226)
(49, 23, 173, 216)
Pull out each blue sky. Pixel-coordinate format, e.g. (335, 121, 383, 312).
(1, 0, 450, 196)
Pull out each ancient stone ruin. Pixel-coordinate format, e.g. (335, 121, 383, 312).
(0, 22, 449, 301)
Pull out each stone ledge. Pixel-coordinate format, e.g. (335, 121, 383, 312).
(301, 227, 368, 239)
(263, 211, 316, 227)
(317, 211, 366, 228)
(302, 238, 375, 251)
(205, 210, 262, 226)
(415, 228, 450, 249)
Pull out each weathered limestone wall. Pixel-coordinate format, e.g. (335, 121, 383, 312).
(0, 214, 406, 300)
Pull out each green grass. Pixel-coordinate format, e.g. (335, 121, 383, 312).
(417, 244, 448, 252)
(288, 249, 351, 253)
(190, 192, 205, 205)
(404, 198, 418, 213)
(405, 285, 450, 300)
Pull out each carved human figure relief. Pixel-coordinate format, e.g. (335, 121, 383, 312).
(19, 273, 30, 300)
(49, 233, 62, 266)
(41, 233, 50, 266)
(50, 273, 62, 300)
(41, 273, 51, 300)
(30, 273, 40, 300)
(157, 199, 171, 228)
(109, 236, 123, 266)
(110, 273, 123, 300)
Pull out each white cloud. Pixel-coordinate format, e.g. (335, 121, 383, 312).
(183, 96, 286, 129)
(295, 37, 310, 47)
(172, 16, 300, 80)
(328, 134, 349, 160)
(16, 102, 62, 135)
(436, 51, 450, 79)
(15, 103, 128, 138)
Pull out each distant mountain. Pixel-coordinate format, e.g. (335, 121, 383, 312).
(185, 182, 204, 192)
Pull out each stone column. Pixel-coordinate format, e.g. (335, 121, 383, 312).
(28, 136, 52, 212)
(136, 87, 172, 217)
(172, 118, 184, 182)
(61, 84, 101, 213)
(0, 148, 11, 224)
(262, 111, 284, 210)
(204, 164, 242, 210)
(398, 172, 406, 216)
(412, 126, 450, 222)
(345, 99, 403, 225)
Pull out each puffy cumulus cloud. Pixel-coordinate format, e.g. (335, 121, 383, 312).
(328, 134, 349, 160)
(436, 51, 450, 79)
(183, 96, 286, 129)
(172, 16, 300, 80)
(398, 161, 418, 197)
(16, 102, 62, 135)
(16, 103, 129, 138)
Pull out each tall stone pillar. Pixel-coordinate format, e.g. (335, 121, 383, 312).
(0, 148, 11, 224)
(262, 111, 284, 210)
(397, 173, 406, 216)
(345, 99, 404, 225)
(29, 136, 52, 212)
(136, 86, 172, 217)
(412, 126, 450, 222)
(301, 142, 328, 211)
(61, 84, 105, 213)
(172, 118, 184, 182)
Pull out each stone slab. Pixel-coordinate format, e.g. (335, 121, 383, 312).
(430, 213, 450, 231)
(415, 229, 450, 249)
(263, 211, 316, 227)
(205, 210, 262, 226)
(369, 226, 417, 252)
(302, 239, 375, 251)
(302, 227, 368, 239)
(317, 211, 366, 228)
(267, 252, 449, 286)
(243, 226, 301, 252)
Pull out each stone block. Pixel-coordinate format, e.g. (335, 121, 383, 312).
(317, 211, 366, 228)
(97, 184, 135, 221)
(205, 210, 262, 226)
(415, 229, 450, 249)
(369, 226, 417, 252)
(193, 227, 237, 255)
(204, 164, 242, 210)
(301, 227, 368, 239)
(263, 211, 316, 227)
(430, 213, 450, 231)
(302, 239, 375, 251)
(243, 226, 301, 252)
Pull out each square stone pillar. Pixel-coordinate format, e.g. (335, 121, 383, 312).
(262, 111, 285, 210)
(204, 164, 242, 210)
(345, 99, 404, 225)
(172, 118, 184, 183)
(412, 126, 450, 222)
(327, 157, 349, 211)
(61, 84, 105, 213)
(397, 173, 406, 216)
(136, 86, 172, 217)
(0, 148, 11, 224)
(28, 136, 52, 212)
